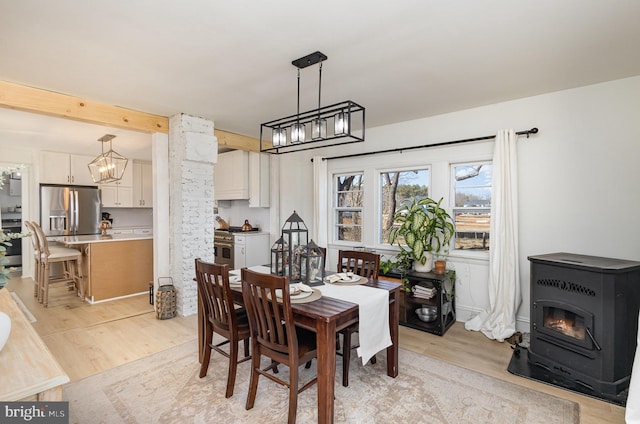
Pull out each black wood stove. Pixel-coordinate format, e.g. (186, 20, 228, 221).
(508, 252, 640, 405)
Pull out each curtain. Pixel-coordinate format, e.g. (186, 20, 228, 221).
(464, 129, 521, 342)
(312, 156, 328, 247)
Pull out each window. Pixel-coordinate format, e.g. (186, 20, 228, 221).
(334, 173, 364, 242)
(452, 162, 492, 250)
(379, 168, 430, 244)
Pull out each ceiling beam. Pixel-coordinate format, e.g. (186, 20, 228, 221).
(0, 80, 168, 133)
(0, 80, 262, 151)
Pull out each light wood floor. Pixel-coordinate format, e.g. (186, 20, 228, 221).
(6, 275, 625, 423)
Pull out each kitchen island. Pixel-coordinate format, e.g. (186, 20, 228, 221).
(53, 234, 153, 302)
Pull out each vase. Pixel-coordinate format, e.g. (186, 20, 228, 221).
(434, 260, 446, 274)
(0, 311, 11, 351)
(413, 252, 433, 273)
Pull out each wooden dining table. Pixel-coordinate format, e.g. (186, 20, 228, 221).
(197, 272, 402, 424)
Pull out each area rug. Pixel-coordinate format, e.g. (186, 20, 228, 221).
(63, 338, 579, 424)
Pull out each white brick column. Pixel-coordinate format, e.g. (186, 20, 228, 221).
(168, 114, 218, 316)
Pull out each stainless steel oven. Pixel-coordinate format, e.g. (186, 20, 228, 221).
(214, 230, 234, 268)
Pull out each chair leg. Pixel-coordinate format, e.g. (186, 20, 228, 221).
(226, 339, 239, 398)
(304, 360, 312, 369)
(243, 338, 250, 358)
(41, 262, 50, 307)
(342, 330, 352, 387)
(75, 256, 85, 301)
(370, 354, 377, 364)
(33, 259, 40, 297)
(288, 364, 299, 424)
(246, 351, 260, 410)
(199, 328, 213, 378)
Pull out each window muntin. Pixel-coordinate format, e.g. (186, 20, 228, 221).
(334, 173, 364, 242)
(452, 163, 492, 250)
(379, 169, 430, 244)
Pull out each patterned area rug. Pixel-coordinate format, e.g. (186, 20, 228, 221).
(63, 338, 579, 423)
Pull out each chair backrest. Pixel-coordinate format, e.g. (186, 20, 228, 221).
(338, 250, 380, 279)
(241, 268, 299, 359)
(194, 259, 238, 334)
(24, 221, 40, 255)
(30, 221, 51, 257)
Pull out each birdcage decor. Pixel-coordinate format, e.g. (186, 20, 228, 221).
(270, 236, 288, 276)
(281, 211, 308, 283)
(300, 239, 325, 285)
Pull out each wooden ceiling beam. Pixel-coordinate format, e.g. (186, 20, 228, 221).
(0, 80, 262, 151)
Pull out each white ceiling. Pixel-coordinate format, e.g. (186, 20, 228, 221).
(1, 1, 640, 160)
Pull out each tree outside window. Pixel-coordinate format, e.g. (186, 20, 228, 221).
(335, 173, 364, 242)
(452, 162, 492, 250)
(379, 169, 430, 244)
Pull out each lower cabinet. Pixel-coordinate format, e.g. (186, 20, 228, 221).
(395, 270, 456, 336)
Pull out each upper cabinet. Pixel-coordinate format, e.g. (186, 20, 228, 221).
(214, 150, 269, 207)
(99, 164, 133, 207)
(132, 161, 153, 208)
(40, 151, 97, 186)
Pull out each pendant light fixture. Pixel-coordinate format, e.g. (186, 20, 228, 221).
(87, 134, 129, 184)
(260, 51, 365, 154)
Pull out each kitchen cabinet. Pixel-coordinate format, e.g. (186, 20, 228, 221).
(248, 152, 270, 207)
(132, 161, 153, 207)
(233, 232, 270, 268)
(214, 150, 269, 207)
(40, 151, 97, 186)
(99, 165, 133, 207)
(215, 150, 249, 200)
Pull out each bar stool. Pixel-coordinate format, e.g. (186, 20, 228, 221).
(23, 221, 42, 298)
(31, 222, 85, 307)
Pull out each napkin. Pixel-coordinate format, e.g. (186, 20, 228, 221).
(325, 272, 355, 283)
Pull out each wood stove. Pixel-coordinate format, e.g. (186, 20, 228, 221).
(509, 252, 640, 404)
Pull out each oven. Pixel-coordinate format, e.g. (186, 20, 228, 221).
(1, 220, 22, 267)
(214, 230, 234, 268)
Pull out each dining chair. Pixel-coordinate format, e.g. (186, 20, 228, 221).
(241, 268, 317, 424)
(23, 221, 41, 298)
(336, 249, 381, 387)
(194, 259, 251, 398)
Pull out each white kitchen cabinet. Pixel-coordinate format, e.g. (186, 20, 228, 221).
(214, 150, 249, 200)
(99, 165, 133, 207)
(248, 152, 270, 207)
(40, 151, 97, 186)
(214, 150, 269, 207)
(233, 232, 270, 268)
(132, 161, 153, 207)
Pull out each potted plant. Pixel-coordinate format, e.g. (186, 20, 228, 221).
(388, 197, 455, 273)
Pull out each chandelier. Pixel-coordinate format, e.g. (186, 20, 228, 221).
(87, 134, 129, 184)
(260, 51, 365, 154)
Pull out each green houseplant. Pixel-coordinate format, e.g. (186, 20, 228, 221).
(388, 197, 455, 273)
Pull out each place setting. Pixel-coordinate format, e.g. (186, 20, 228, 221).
(324, 272, 368, 286)
(272, 283, 322, 304)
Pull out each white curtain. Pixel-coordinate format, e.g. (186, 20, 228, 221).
(312, 156, 328, 247)
(465, 129, 521, 342)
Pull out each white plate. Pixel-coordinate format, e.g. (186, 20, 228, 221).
(229, 275, 242, 285)
(325, 274, 361, 283)
(275, 289, 313, 300)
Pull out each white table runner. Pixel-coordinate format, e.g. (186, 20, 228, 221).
(236, 266, 392, 365)
(317, 283, 391, 365)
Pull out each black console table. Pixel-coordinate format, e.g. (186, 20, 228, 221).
(383, 269, 456, 336)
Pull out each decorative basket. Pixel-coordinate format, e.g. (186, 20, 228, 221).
(155, 277, 176, 320)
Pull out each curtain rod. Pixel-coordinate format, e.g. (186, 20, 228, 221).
(311, 127, 538, 162)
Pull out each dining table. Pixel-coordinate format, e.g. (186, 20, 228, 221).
(197, 266, 402, 424)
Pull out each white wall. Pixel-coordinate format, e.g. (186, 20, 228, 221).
(276, 75, 640, 332)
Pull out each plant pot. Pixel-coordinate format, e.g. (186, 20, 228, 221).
(434, 260, 446, 274)
(413, 252, 433, 273)
(0, 311, 11, 352)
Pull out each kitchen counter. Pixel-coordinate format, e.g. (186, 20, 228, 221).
(52, 233, 153, 245)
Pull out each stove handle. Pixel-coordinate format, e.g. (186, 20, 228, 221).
(585, 327, 601, 351)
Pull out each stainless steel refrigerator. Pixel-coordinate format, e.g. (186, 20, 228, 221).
(40, 184, 101, 236)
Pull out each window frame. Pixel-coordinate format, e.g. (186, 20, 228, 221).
(332, 171, 365, 245)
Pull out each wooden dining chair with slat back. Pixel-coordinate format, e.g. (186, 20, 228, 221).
(337, 249, 381, 387)
(31, 221, 85, 307)
(241, 268, 317, 424)
(195, 259, 251, 398)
